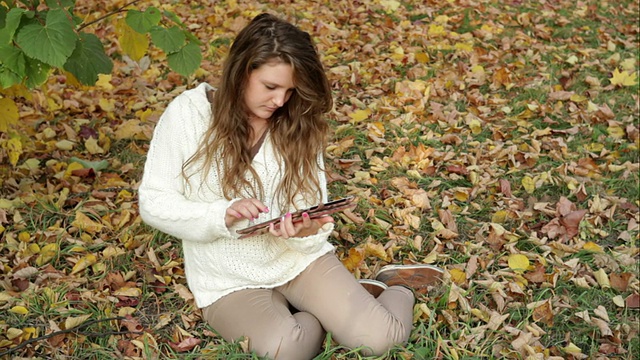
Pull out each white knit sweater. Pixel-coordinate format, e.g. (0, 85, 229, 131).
(138, 83, 335, 308)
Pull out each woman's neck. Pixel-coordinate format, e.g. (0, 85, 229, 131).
(248, 117, 269, 147)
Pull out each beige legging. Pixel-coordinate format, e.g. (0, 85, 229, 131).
(202, 253, 415, 359)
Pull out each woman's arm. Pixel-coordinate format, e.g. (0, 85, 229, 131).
(138, 86, 237, 243)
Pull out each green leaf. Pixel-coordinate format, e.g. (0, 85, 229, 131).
(16, 9, 78, 68)
(0, 67, 23, 89)
(0, 8, 27, 45)
(24, 57, 51, 88)
(0, 6, 6, 29)
(126, 7, 161, 34)
(63, 33, 113, 85)
(163, 10, 185, 27)
(150, 26, 185, 54)
(0, 44, 26, 76)
(69, 157, 109, 171)
(167, 41, 201, 77)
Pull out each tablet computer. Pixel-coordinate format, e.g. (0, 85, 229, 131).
(236, 196, 356, 239)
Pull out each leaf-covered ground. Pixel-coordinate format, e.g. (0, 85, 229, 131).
(1, 0, 638, 359)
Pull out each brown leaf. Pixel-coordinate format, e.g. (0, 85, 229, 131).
(524, 263, 547, 283)
(169, 337, 202, 352)
(532, 300, 554, 326)
(610, 272, 632, 292)
(560, 209, 588, 239)
(626, 293, 640, 308)
(498, 179, 512, 197)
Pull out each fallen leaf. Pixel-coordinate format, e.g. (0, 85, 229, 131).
(508, 254, 530, 273)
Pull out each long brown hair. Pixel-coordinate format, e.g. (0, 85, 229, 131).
(183, 13, 333, 209)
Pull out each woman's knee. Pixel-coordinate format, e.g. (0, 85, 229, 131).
(252, 312, 324, 360)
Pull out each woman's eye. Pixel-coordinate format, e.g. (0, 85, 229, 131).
(265, 85, 275, 90)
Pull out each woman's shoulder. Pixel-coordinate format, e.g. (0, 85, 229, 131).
(173, 83, 215, 104)
(167, 83, 215, 117)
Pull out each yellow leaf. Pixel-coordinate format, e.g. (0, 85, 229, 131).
(583, 241, 603, 252)
(99, 98, 115, 112)
(607, 126, 625, 139)
(6, 328, 23, 340)
(364, 240, 389, 261)
(85, 137, 105, 155)
(594, 268, 610, 289)
(428, 24, 445, 37)
(449, 268, 466, 285)
(35, 243, 59, 266)
(114, 287, 142, 297)
(70, 254, 97, 275)
(563, 342, 584, 354)
(96, 74, 114, 90)
(522, 176, 535, 194)
(613, 295, 625, 307)
(468, 119, 482, 136)
(64, 161, 84, 179)
(415, 52, 429, 64)
(64, 314, 92, 330)
(55, 139, 75, 151)
(508, 254, 530, 273)
(9, 305, 29, 315)
(23, 327, 37, 340)
(116, 18, 149, 61)
(5, 136, 23, 167)
(18, 231, 31, 242)
(610, 68, 638, 87)
(0, 97, 19, 132)
(492, 210, 508, 223)
(71, 211, 104, 234)
(454, 190, 469, 202)
(379, 0, 401, 13)
(348, 109, 371, 124)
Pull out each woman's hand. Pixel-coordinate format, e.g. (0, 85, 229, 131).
(268, 212, 334, 239)
(225, 198, 269, 227)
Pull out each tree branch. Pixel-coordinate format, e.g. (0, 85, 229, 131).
(77, 0, 143, 31)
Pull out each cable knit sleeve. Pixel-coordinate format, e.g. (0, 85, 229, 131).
(138, 84, 235, 243)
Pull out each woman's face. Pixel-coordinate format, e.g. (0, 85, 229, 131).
(244, 60, 295, 120)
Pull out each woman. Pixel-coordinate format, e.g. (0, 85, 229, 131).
(139, 13, 443, 359)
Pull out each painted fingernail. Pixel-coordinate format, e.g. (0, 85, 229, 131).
(264, 207, 269, 212)
(286, 212, 291, 218)
(302, 213, 309, 218)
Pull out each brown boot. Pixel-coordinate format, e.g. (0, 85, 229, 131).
(358, 279, 388, 298)
(374, 264, 444, 295)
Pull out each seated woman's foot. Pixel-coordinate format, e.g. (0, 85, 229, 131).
(358, 279, 388, 298)
(374, 264, 444, 295)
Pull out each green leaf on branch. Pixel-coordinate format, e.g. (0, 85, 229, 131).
(126, 7, 161, 34)
(167, 41, 201, 77)
(24, 57, 51, 88)
(0, 44, 26, 76)
(0, 8, 27, 44)
(16, 9, 78, 68)
(64, 33, 113, 85)
(150, 26, 185, 54)
(0, 67, 22, 89)
(0, 44, 26, 88)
